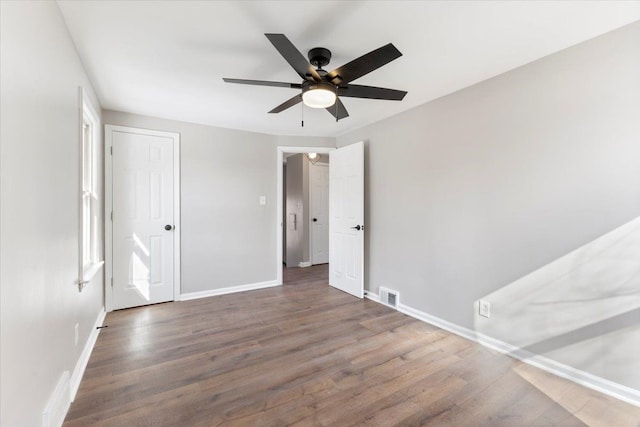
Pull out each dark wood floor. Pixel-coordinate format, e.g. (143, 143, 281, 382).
(65, 265, 640, 426)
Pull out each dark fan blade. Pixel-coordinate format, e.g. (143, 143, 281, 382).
(265, 34, 321, 82)
(325, 98, 349, 121)
(269, 94, 303, 114)
(326, 43, 402, 85)
(223, 78, 302, 89)
(338, 84, 407, 100)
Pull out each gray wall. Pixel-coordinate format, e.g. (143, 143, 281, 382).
(1, 2, 105, 426)
(337, 22, 640, 390)
(102, 110, 334, 293)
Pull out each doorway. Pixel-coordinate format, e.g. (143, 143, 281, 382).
(283, 153, 330, 269)
(276, 143, 364, 299)
(276, 146, 333, 285)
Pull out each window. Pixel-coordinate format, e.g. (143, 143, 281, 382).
(80, 90, 103, 290)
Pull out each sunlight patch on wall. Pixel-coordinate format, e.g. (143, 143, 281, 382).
(475, 216, 640, 390)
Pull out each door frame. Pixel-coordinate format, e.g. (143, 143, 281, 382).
(276, 146, 334, 285)
(104, 125, 181, 312)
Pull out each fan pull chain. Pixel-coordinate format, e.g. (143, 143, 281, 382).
(301, 101, 304, 127)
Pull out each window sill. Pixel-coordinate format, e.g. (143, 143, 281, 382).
(82, 261, 105, 284)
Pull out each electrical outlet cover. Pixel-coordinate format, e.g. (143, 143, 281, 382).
(479, 300, 491, 318)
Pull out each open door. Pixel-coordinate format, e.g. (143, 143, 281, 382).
(329, 141, 364, 298)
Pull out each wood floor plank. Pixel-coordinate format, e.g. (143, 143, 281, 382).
(64, 264, 640, 426)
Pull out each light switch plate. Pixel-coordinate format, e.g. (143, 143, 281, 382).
(259, 196, 266, 205)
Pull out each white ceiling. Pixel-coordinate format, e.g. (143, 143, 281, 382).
(57, 1, 640, 137)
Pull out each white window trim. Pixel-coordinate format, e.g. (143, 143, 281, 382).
(79, 88, 104, 290)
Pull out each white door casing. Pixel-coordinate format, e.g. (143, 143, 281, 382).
(329, 141, 364, 298)
(105, 125, 180, 311)
(310, 162, 329, 265)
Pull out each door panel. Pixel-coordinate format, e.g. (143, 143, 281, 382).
(112, 130, 175, 310)
(310, 163, 329, 264)
(329, 141, 364, 298)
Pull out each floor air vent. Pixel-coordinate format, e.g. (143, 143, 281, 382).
(379, 287, 399, 308)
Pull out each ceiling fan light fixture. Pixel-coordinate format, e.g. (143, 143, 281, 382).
(306, 152, 320, 164)
(302, 83, 336, 109)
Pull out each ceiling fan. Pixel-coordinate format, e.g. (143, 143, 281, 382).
(223, 34, 407, 123)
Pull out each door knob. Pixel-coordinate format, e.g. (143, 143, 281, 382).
(313, 218, 318, 222)
(351, 225, 362, 231)
(165, 224, 173, 231)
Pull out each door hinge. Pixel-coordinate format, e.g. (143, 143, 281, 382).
(110, 277, 113, 287)
(110, 146, 113, 155)
(110, 211, 113, 221)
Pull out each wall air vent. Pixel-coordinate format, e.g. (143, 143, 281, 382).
(379, 287, 399, 309)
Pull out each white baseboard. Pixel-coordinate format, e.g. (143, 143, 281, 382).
(364, 290, 380, 303)
(298, 261, 312, 268)
(42, 371, 70, 427)
(364, 293, 640, 407)
(180, 280, 280, 301)
(70, 307, 106, 402)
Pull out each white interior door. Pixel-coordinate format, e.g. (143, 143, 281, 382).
(310, 163, 329, 265)
(111, 128, 176, 310)
(329, 141, 364, 298)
